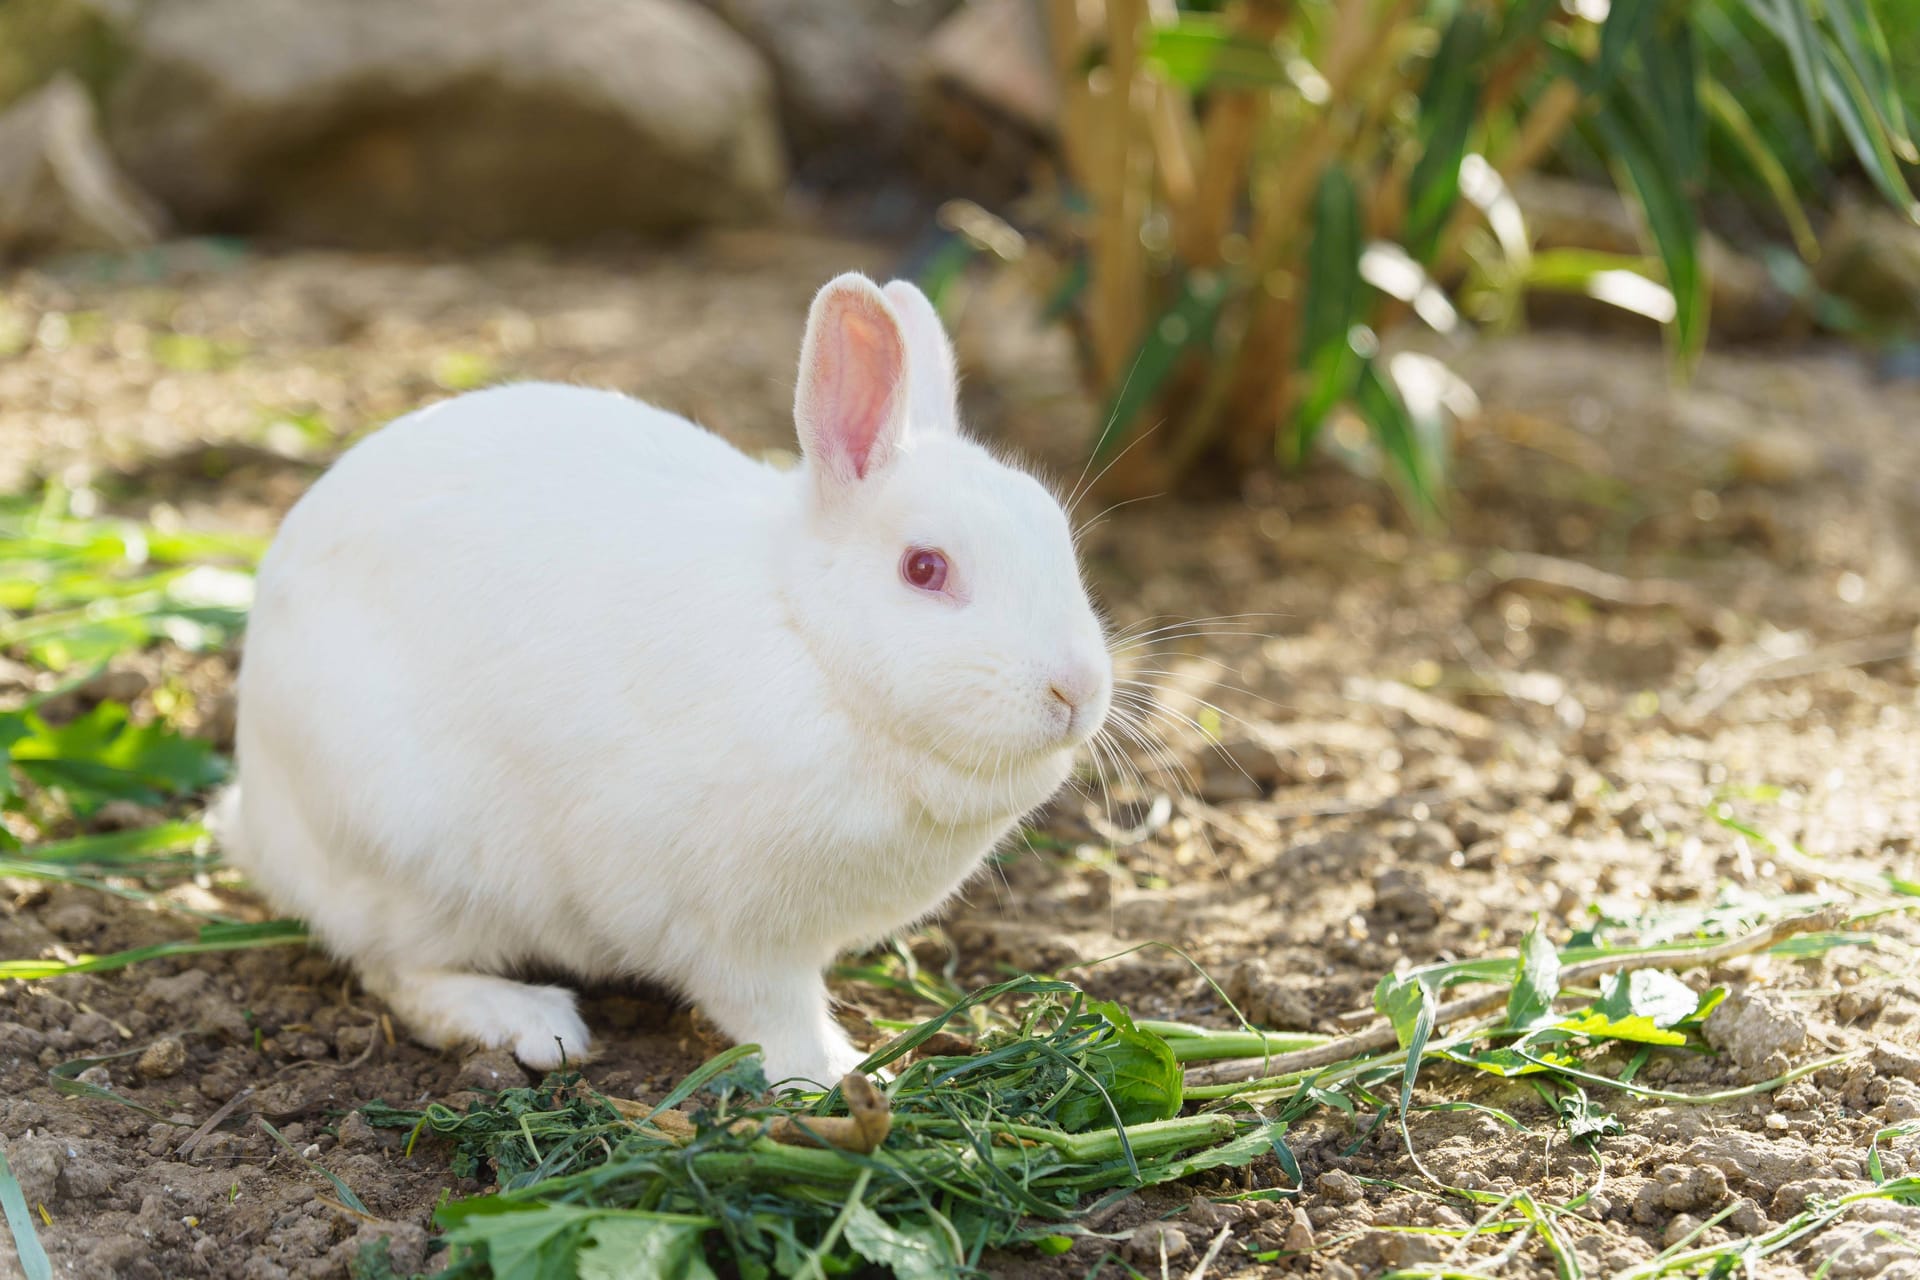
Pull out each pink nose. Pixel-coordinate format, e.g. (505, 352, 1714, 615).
(1047, 659, 1104, 712)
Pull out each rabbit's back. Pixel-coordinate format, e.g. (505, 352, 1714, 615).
(232, 383, 800, 972)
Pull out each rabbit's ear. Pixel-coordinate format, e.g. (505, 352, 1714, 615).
(882, 280, 959, 435)
(795, 273, 910, 488)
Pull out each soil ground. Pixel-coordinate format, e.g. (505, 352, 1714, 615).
(2, 232, 1918, 1279)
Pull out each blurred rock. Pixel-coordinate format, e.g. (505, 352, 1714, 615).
(1729, 425, 1825, 487)
(913, 0, 1054, 202)
(0, 72, 163, 257)
(695, 0, 952, 184)
(135, 1036, 187, 1080)
(105, 0, 785, 247)
(1819, 195, 1920, 329)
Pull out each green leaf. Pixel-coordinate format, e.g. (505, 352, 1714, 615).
(1586, 84, 1708, 368)
(1506, 924, 1562, 1030)
(1144, 17, 1291, 91)
(1701, 77, 1819, 259)
(1057, 1000, 1183, 1131)
(577, 1217, 719, 1280)
(1090, 272, 1230, 463)
(8, 703, 225, 815)
(1355, 360, 1443, 518)
(1594, 969, 1700, 1026)
(1139, 1121, 1289, 1183)
(842, 1201, 959, 1280)
(0, 1147, 53, 1280)
(1765, 0, 1832, 150)
(1640, 15, 1705, 186)
(443, 1206, 592, 1280)
(1557, 1011, 1687, 1046)
(1815, 36, 1920, 216)
(1819, 0, 1914, 155)
(1294, 167, 1366, 453)
(1384, 975, 1435, 1118)
(1405, 11, 1487, 263)
(1441, 1046, 1568, 1077)
(1552, 1085, 1623, 1141)
(50, 1048, 188, 1124)
(1589, 0, 1658, 93)
(1556, 970, 1715, 1045)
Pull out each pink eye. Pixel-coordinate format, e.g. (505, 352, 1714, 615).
(902, 548, 949, 593)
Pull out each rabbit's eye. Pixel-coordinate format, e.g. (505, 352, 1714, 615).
(902, 548, 950, 593)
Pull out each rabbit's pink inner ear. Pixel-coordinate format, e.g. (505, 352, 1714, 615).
(883, 280, 959, 435)
(799, 283, 907, 482)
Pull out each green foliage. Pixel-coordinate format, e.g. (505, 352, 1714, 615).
(0, 0, 130, 110)
(1055, 999, 1183, 1130)
(0, 488, 262, 672)
(4, 701, 224, 819)
(1016, 0, 1919, 511)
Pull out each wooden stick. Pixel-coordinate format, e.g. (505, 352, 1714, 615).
(1184, 909, 1848, 1087)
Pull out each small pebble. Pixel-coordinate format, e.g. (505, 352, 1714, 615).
(136, 1036, 188, 1080)
(1123, 1222, 1190, 1263)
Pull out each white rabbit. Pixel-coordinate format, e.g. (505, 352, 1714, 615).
(221, 273, 1113, 1088)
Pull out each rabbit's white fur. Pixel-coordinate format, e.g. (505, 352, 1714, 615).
(223, 273, 1112, 1087)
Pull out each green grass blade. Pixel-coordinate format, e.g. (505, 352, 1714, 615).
(1754, 0, 1831, 149)
(1695, 5, 1825, 191)
(1816, 35, 1920, 216)
(1293, 167, 1367, 458)
(0, 1148, 53, 1280)
(1405, 11, 1488, 263)
(1585, 92, 1708, 368)
(1590, 0, 1658, 92)
(1642, 17, 1705, 185)
(50, 1048, 189, 1125)
(1355, 360, 1443, 519)
(0, 918, 308, 980)
(22, 821, 209, 865)
(1818, 0, 1914, 156)
(259, 1118, 372, 1216)
(1701, 77, 1820, 259)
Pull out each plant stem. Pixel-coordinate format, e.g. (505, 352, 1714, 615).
(1184, 909, 1846, 1087)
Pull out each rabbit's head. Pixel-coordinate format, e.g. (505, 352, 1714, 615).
(779, 273, 1111, 789)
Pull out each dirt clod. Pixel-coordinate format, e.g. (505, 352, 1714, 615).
(1656, 1162, 1729, 1212)
(1704, 990, 1810, 1079)
(1317, 1169, 1365, 1203)
(1122, 1221, 1190, 1263)
(1372, 868, 1443, 929)
(136, 1036, 188, 1080)
(454, 1048, 528, 1092)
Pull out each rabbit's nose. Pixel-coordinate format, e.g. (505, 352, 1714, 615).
(1047, 658, 1106, 712)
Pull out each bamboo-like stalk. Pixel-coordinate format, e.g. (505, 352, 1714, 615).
(1086, 0, 1152, 389)
(1498, 75, 1583, 178)
(1173, 0, 1293, 269)
(1175, 0, 1417, 473)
